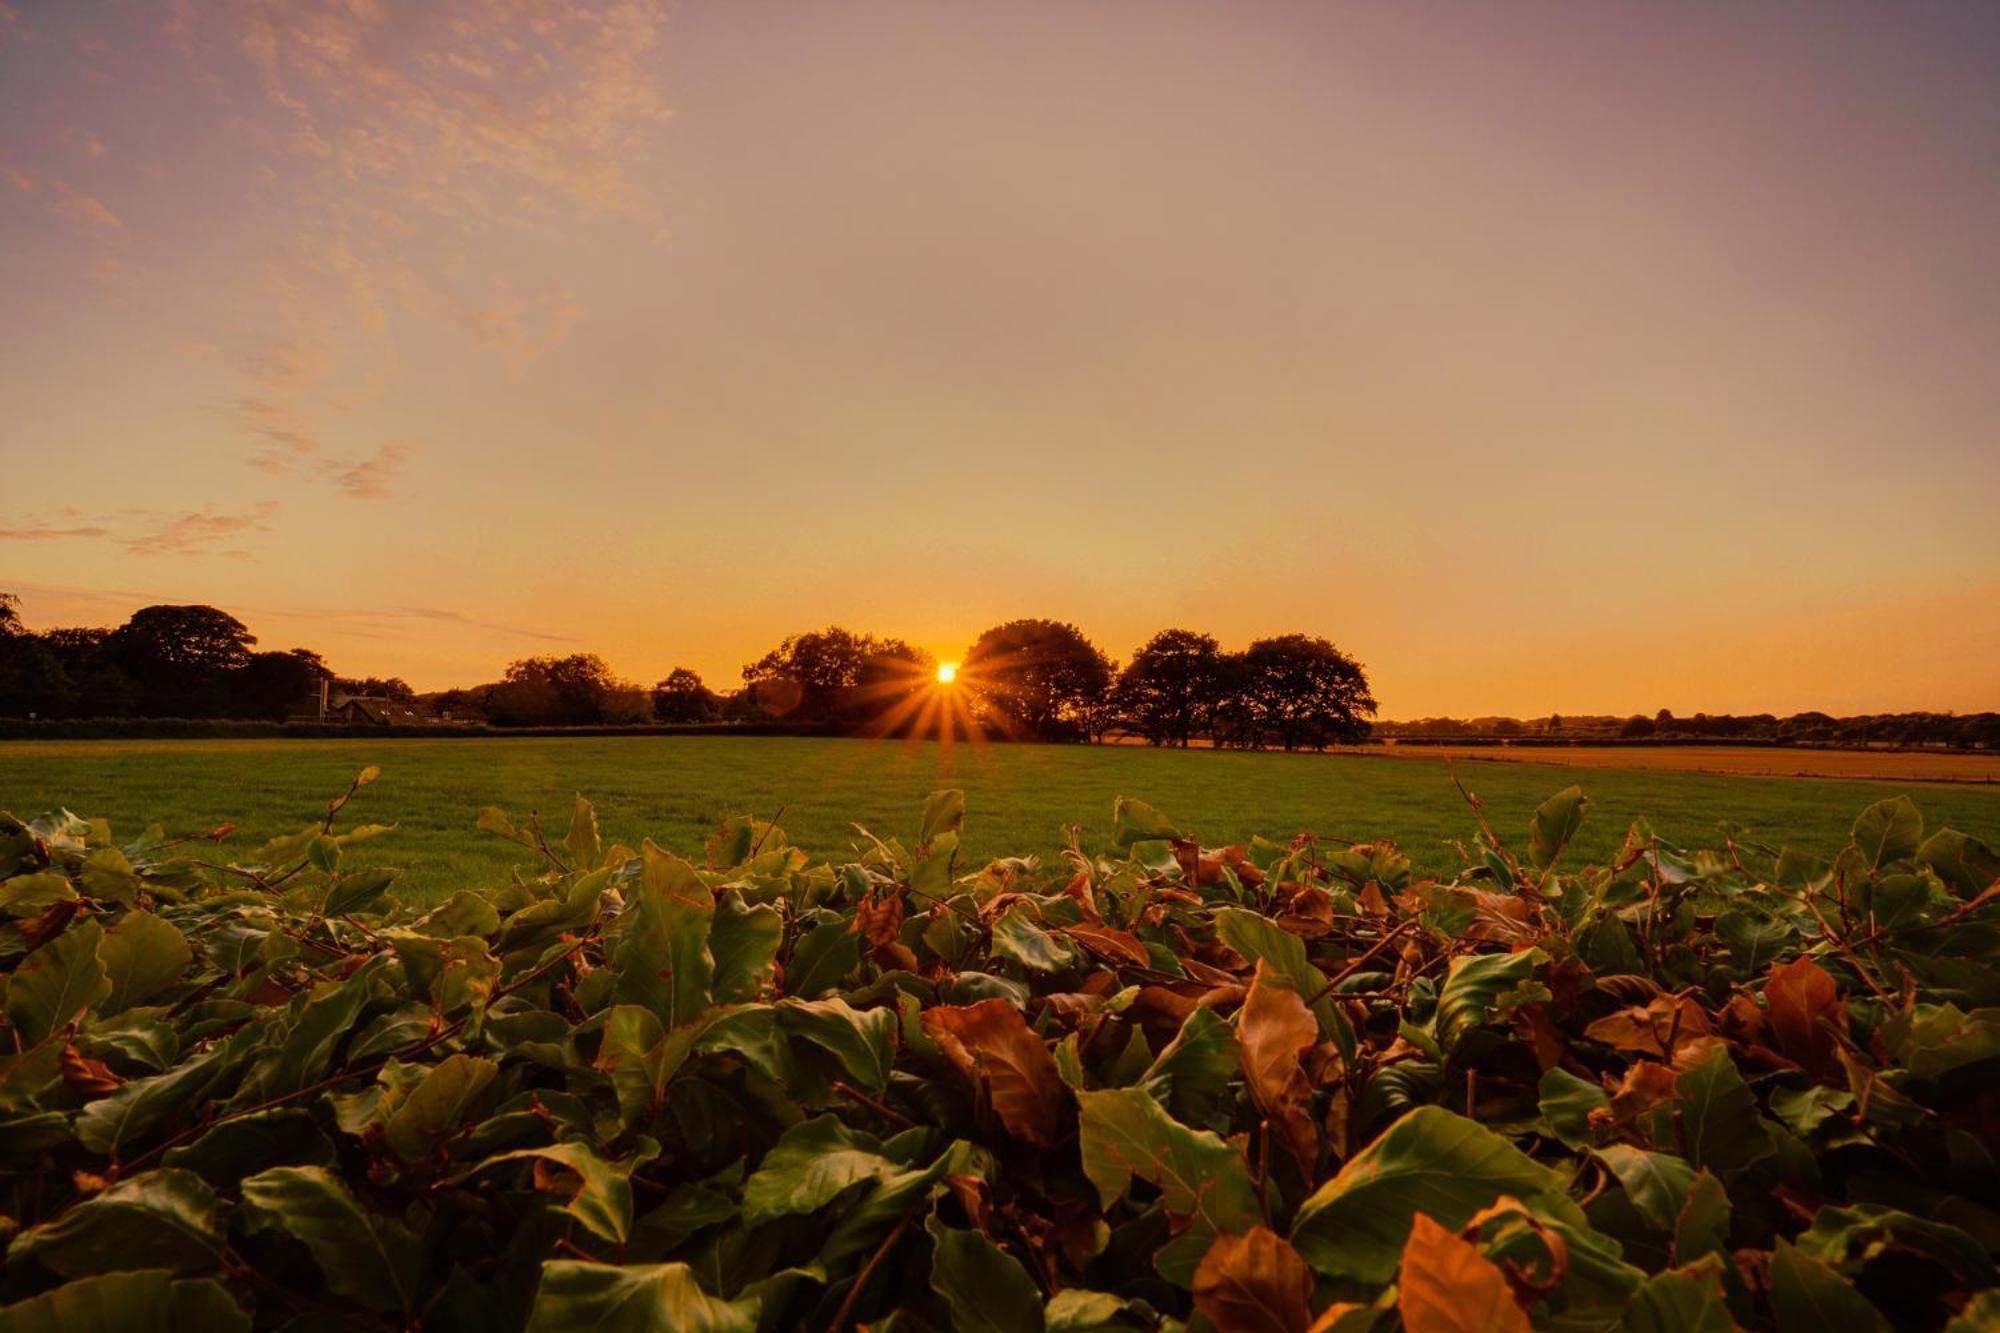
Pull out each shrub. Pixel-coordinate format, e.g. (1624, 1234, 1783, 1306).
(1, 775, 1996, 1329)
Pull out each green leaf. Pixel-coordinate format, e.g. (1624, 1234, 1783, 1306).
(1675, 1048, 1772, 1175)
(1853, 796, 1923, 871)
(777, 996, 895, 1092)
(0, 873, 75, 916)
(1112, 796, 1180, 849)
(1715, 909, 1795, 971)
(1538, 1067, 1608, 1149)
(99, 912, 192, 1015)
(525, 1261, 760, 1333)
(381, 1053, 498, 1162)
(1917, 828, 2000, 898)
(6, 1170, 221, 1279)
(992, 906, 1078, 973)
(709, 891, 781, 1002)
(1077, 1086, 1261, 1286)
(597, 1004, 700, 1129)
(1529, 785, 1590, 869)
(0, 1270, 248, 1333)
(1290, 1106, 1566, 1282)
(471, 1143, 638, 1247)
(6, 919, 110, 1044)
(1434, 948, 1545, 1052)
(1768, 1238, 1891, 1333)
(1141, 1005, 1239, 1127)
(1213, 907, 1347, 1050)
(919, 789, 967, 847)
(324, 866, 398, 916)
(740, 1115, 898, 1225)
(612, 842, 715, 1028)
(239, 1165, 419, 1313)
(1624, 1260, 1735, 1333)
(927, 1216, 1046, 1333)
(1674, 1170, 1730, 1264)
(78, 849, 141, 906)
(565, 793, 601, 871)
(787, 919, 862, 999)
(1596, 1145, 1697, 1233)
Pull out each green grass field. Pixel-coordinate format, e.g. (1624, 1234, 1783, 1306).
(4, 736, 1997, 903)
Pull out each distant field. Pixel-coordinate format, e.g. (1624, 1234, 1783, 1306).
(1366, 742, 2000, 784)
(3, 736, 1997, 904)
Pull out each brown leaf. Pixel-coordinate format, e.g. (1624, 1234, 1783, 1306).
(20, 899, 78, 952)
(850, 891, 905, 948)
(1593, 1059, 1681, 1143)
(1583, 994, 1712, 1061)
(1191, 1226, 1315, 1333)
(1398, 1212, 1534, 1333)
(59, 1043, 123, 1096)
(1764, 956, 1847, 1077)
(921, 998, 1066, 1146)
(1062, 922, 1152, 968)
(1238, 962, 1319, 1174)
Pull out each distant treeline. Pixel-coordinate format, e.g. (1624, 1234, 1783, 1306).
(4, 592, 1987, 749)
(1378, 709, 2000, 750)
(0, 595, 1376, 751)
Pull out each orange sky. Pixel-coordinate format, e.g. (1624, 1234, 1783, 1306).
(3, 2, 1996, 716)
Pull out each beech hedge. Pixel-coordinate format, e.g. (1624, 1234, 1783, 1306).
(2, 769, 1998, 1330)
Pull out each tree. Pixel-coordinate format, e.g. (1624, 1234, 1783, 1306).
(1236, 635, 1376, 750)
(335, 675, 415, 701)
(236, 649, 329, 721)
(653, 668, 720, 723)
(488, 654, 624, 727)
(742, 627, 930, 727)
(105, 605, 256, 717)
(1113, 630, 1228, 746)
(0, 592, 22, 637)
(962, 619, 1113, 741)
(1619, 714, 1656, 739)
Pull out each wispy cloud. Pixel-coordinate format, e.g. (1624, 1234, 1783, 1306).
(460, 283, 586, 357)
(124, 501, 280, 556)
(327, 441, 416, 500)
(233, 395, 321, 475)
(0, 525, 112, 542)
(4, 164, 123, 229)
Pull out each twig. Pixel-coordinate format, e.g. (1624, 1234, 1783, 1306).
(827, 1207, 920, 1333)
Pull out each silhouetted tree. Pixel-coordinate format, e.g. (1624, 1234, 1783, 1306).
(743, 627, 929, 726)
(488, 654, 625, 727)
(104, 605, 255, 716)
(237, 649, 329, 721)
(963, 619, 1113, 740)
(0, 593, 22, 637)
(1620, 714, 1656, 738)
(335, 675, 415, 701)
(653, 668, 720, 723)
(1237, 635, 1376, 750)
(1114, 630, 1228, 746)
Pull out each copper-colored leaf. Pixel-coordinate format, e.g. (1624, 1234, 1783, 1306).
(1593, 1059, 1681, 1141)
(1238, 961, 1319, 1174)
(921, 998, 1066, 1146)
(1764, 956, 1846, 1077)
(1398, 1213, 1534, 1333)
(59, 1043, 122, 1096)
(1583, 994, 1712, 1060)
(850, 890, 904, 948)
(1062, 922, 1152, 968)
(1191, 1226, 1315, 1333)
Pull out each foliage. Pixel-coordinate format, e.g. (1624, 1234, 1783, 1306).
(487, 654, 650, 728)
(2, 774, 1999, 1330)
(1111, 631, 1230, 749)
(741, 627, 931, 726)
(963, 619, 1115, 741)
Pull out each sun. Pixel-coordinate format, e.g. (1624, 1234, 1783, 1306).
(935, 662, 958, 684)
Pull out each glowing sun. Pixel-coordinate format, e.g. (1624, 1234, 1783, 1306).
(936, 662, 959, 684)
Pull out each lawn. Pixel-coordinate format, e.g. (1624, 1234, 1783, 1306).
(3, 735, 1996, 904)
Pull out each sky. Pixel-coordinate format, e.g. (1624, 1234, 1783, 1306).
(2, 0, 1996, 717)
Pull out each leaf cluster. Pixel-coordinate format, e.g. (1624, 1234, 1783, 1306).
(2, 776, 1998, 1331)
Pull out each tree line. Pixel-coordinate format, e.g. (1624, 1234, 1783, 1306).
(0, 594, 1377, 748)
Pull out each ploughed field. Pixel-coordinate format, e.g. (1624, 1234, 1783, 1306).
(3, 735, 1997, 905)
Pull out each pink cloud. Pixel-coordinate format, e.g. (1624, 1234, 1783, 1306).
(0, 525, 112, 541)
(328, 441, 416, 501)
(125, 500, 281, 556)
